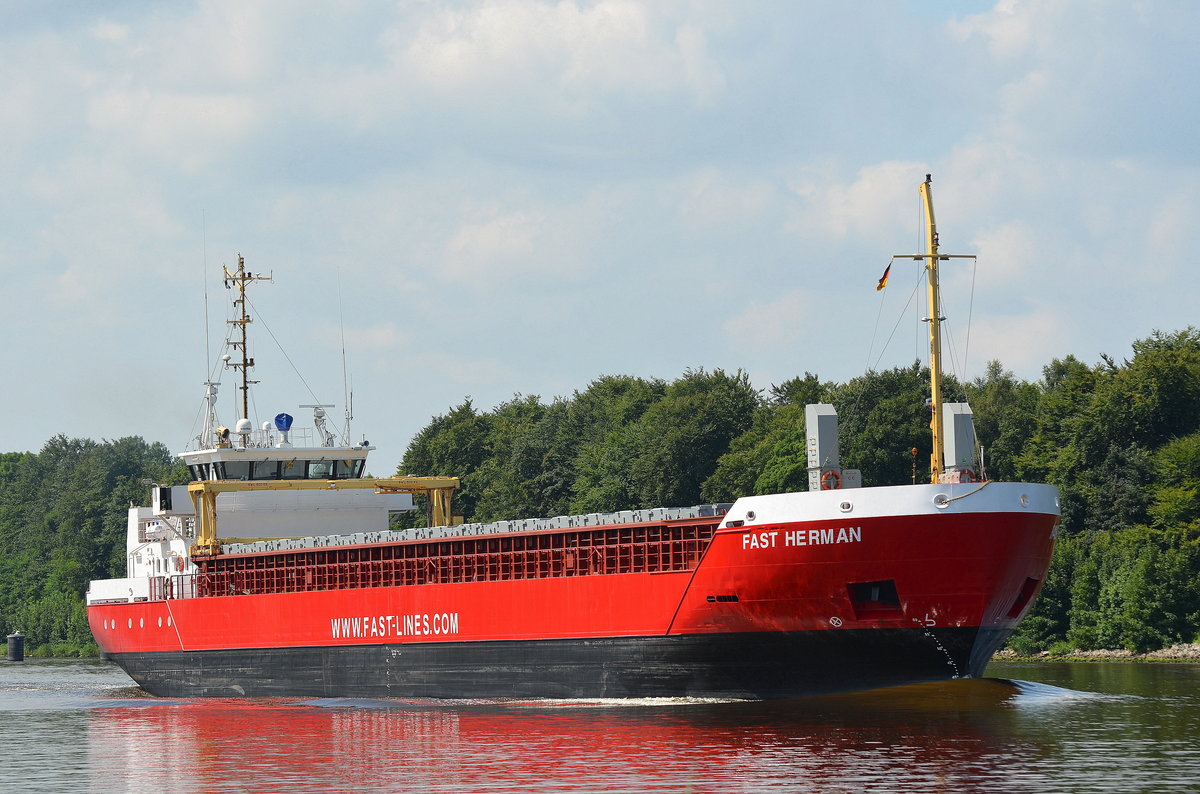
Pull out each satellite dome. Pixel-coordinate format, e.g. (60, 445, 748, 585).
(235, 418, 253, 434)
(274, 413, 294, 432)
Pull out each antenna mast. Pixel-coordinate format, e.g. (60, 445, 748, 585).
(337, 263, 352, 442)
(223, 255, 272, 422)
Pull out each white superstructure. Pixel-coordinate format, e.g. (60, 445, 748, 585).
(86, 256, 419, 605)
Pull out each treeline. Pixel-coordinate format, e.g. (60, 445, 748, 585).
(397, 329, 1200, 653)
(2, 330, 1198, 656)
(0, 437, 183, 655)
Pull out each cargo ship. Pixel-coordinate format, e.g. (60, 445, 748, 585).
(86, 176, 1059, 699)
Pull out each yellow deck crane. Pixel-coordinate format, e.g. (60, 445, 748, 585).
(187, 476, 462, 555)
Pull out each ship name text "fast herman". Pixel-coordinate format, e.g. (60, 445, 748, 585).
(742, 527, 862, 550)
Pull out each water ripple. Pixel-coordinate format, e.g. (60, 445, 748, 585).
(2, 660, 1198, 793)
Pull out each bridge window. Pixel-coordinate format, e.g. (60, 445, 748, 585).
(222, 460, 251, 481)
(202, 458, 367, 481)
(251, 461, 280, 480)
(334, 460, 365, 479)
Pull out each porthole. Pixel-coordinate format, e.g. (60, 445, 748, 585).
(167, 616, 172, 627)
(127, 619, 132, 629)
(139, 618, 144, 628)
(839, 501, 853, 513)
(157, 617, 162, 628)
(746, 510, 756, 521)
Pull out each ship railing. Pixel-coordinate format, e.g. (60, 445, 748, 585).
(221, 503, 732, 556)
(244, 426, 320, 448)
(148, 574, 199, 601)
(191, 520, 721, 598)
(196, 426, 325, 450)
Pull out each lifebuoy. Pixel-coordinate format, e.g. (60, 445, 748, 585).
(960, 469, 976, 483)
(174, 556, 186, 572)
(820, 470, 842, 490)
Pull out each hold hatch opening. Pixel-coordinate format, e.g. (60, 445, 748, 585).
(847, 579, 902, 620)
(1005, 577, 1041, 619)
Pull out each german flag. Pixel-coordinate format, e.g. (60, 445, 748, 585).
(876, 262, 891, 291)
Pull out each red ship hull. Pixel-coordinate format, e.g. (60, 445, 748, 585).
(89, 483, 1058, 699)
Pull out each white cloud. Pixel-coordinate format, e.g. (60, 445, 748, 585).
(723, 289, 824, 351)
(676, 168, 777, 231)
(133, 0, 285, 86)
(0, 0, 1198, 466)
(963, 308, 1070, 379)
(89, 20, 130, 44)
(948, 0, 1035, 59)
(790, 160, 929, 242)
(24, 156, 187, 323)
(444, 201, 606, 287)
(446, 210, 543, 281)
(405, 350, 520, 391)
(339, 322, 404, 351)
(1145, 183, 1200, 282)
(969, 222, 1035, 286)
(394, 0, 725, 106)
(87, 90, 259, 171)
(674, 23, 725, 107)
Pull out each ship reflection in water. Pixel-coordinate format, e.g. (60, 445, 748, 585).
(80, 668, 1200, 793)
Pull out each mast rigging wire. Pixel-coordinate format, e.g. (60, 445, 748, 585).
(338, 263, 352, 442)
(245, 296, 329, 421)
(844, 260, 923, 433)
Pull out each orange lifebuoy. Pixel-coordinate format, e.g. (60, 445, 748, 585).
(960, 469, 976, 483)
(820, 470, 842, 490)
(174, 555, 186, 572)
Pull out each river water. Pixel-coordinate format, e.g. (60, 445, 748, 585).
(1, 659, 1196, 792)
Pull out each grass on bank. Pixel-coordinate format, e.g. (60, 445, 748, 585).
(1, 641, 100, 659)
(996, 637, 1200, 662)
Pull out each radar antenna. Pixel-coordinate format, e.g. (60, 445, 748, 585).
(301, 404, 337, 447)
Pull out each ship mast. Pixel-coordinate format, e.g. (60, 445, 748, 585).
(223, 255, 272, 425)
(920, 176, 947, 483)
(895, 175, 975, 484)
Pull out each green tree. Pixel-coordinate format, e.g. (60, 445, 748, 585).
(702, 372, 833, 502)
(1148, 432, 1200, 528)
(965, 360, 1039, 482)
(396, 400, 490, 523)
(0, 435, 180, 651)
(572, 369, 759, 512)
(469, 394, 547, 522)
(831, 363, 960, 486)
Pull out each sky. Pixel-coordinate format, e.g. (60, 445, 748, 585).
(2, 0, 1197, 470)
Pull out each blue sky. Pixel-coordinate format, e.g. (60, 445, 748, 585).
(2, 0, 1197, 470)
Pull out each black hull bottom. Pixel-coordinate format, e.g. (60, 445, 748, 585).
(109, 626, 1013, 700)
